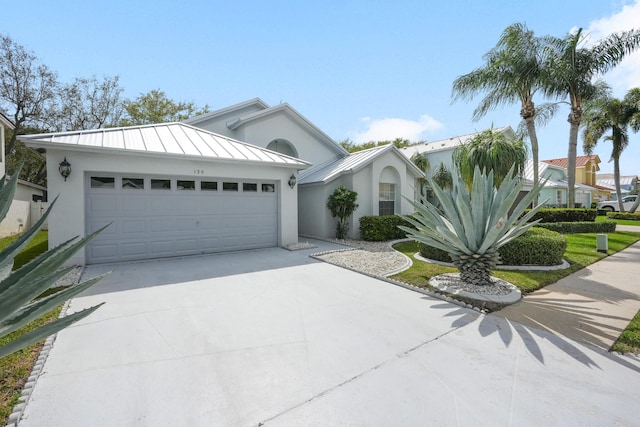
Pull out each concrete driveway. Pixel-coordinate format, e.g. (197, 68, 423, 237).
(18, 240, 640, 426)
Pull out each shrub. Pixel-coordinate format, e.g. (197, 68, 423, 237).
(523, 208, 597, 223)
(419, 227, 567, 266)
(535, 221, 617, 234)
(607, 212, 640, 221)
(360, 215, 416, 241)
(418, 242, 450, 262)
(498, 228, 567, 266)
(327, 186, 358, 239)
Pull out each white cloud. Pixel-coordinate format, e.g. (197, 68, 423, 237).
(584, 1, 640, 95)
(351, 114, 443, 144)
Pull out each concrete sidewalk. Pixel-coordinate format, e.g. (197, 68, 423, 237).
(494, 233, 640, 351)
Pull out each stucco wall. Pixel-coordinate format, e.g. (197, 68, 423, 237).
(240, 112, 339, 165)
(45, 148, 299, 265)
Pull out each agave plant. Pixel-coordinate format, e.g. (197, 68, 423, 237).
(0, 169, 108, 359)
(400, 166, 546, 286)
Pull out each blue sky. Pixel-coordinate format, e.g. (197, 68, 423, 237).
(5, 1, 640, 175)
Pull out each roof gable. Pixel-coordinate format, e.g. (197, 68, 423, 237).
(226, 103, 348, 157)
(183, 98, 269, 126)
(299, 144, 422, 185)
(18, 122, 310, 168)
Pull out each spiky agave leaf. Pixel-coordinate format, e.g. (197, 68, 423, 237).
(400, 165, 547, 285)
(0, 172, 109, 358)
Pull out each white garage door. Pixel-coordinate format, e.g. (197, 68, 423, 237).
(85, 174, 278, 264)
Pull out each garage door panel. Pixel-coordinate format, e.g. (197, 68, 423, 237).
(86, 175, 279, 263)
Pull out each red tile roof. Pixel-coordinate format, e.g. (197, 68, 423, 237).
(542, 155, 601, 169)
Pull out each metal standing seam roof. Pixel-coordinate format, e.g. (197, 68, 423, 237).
(298, 144, 423, 185)
(400, 126, 515, 156)
(18, 122, 310, 168)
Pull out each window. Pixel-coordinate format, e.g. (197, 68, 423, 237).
(122, 178, 144, 189)
(151, 179, 171, 190)
(177, 180, 195, 190)
(556, 190, 562, 205)
(223, 182, 238, 191)
(262, 183, 275, 193)
(243, 183, 257, 192)
(379, 183, 395, 216)
(91, 177, 115, 188)
(201, 181, 218, 191)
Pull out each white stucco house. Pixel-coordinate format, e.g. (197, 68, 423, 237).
(185, 98, 423, 240)
(19, 122, 309, 265)
(0, 112, 48, 238)
(19, 98, 422, 265)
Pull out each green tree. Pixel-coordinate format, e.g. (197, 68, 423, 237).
(543, 27, 640, 207)
(452, 23, 548, 200)
(0, 35, 58, 184)
(452, 127, 528, 188)
(431, 162, 453, 190)
(582, 88, 640, 212)
(410, 152, 430, 197)
(120, 89, 209, 126)
(54, 75, 125, 131)
(326, 186, 358, 239)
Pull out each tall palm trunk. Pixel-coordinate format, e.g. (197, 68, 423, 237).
(613, 155, 624, 212)
(566, 104, 582, 208)
(522, 100, 539, 204)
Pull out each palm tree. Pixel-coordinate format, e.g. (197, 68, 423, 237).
(452, 127, 528, 188)
(410, 152, 430, 197)
(583, 88, 640, 212)
(431, 162, 453, 190)
(452, 23, 546, 200)
(542, 28, 640, 207)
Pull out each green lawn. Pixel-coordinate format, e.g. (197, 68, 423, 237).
(0, 231, 57, 425)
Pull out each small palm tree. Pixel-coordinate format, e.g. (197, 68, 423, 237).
(431, 162, 453, 190)
(542, 27, 640, 207)
(452, 127, 528, 188)
(400, 166, 546, 286)
(410, 152, 430, 197)
(583, 88, 640, 212)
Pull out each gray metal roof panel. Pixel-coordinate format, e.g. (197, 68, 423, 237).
(18, 122, 310, 168)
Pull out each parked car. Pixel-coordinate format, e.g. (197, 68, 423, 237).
(597, 195, 638, 212)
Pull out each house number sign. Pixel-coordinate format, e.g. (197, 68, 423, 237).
(193, 169, 205, 175)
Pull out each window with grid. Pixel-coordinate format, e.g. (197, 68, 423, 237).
(379, 183, 395, 216)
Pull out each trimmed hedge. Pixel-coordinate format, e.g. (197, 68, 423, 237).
(359, 215, 416, 241)
(418, 242, 451, 263)
(418, 227, 567, 266)
(607, 212, 640, 221)
(523, 208, 597, 223)
(535, 221, 616, 234)
(498, 228, 567, 266)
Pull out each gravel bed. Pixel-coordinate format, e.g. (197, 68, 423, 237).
(429, 273, 515, 296)
(314, 239, 409, 277)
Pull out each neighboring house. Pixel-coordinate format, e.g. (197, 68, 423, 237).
(185, 98, 423, 240)
(400, 126, 516, 203)
(542, 155, 605, 206)
(0, 112, 48, 238)
(19, 122, 309, 265)
(596, 174, 640, 200)
(522, 160, 570, 207)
